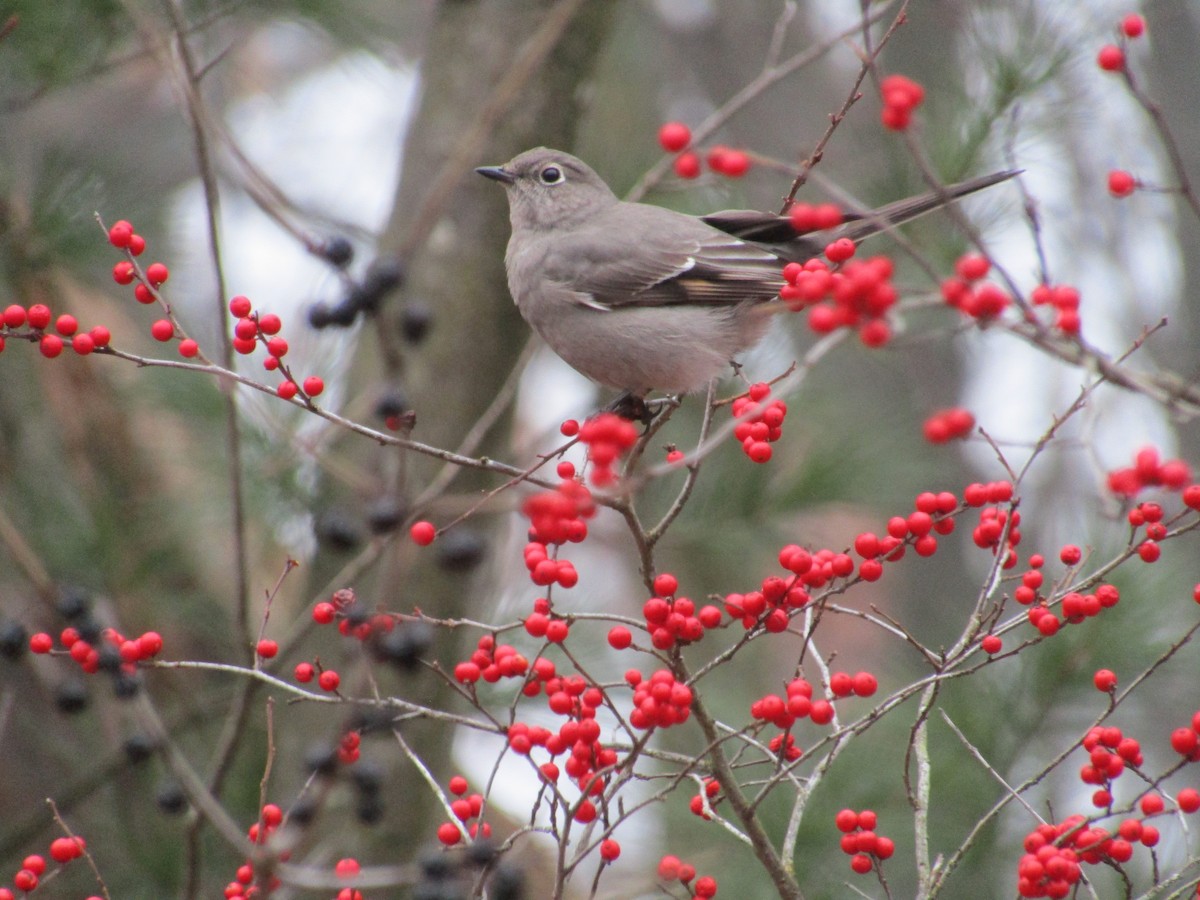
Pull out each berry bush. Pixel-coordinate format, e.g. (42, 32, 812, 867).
(1, 4, 1199, 899)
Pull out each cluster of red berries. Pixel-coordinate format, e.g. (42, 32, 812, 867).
(852, 490, 959, 580)
(1079, 725, 1141, 808)
(223, 804, 286, 899)
(658, 122, 749, 181)
(1029, 282, 1083, 335)
(941, 253, 1012, 320)
(507, 683, 618, 822)
(879, 74, 925, 131)
(779, 254, 896, 347)
(835, 808, 895, 874)
(1106, 445, 1192, 496)
(922, 407, 975, 444)
(656, 854, 718, 898)
(723, 553, 816, 634)
(0, 302, 115, 359)
(628, 668, 694, 730)
(333, 859, 364, 900)
(1127, 500, 1169, 563)
(522, 541, 579, 591)
(732, 382, 787, 463)
(519, 478, 595, 590)
(524, 596, 572, 644)
(436, 775, 492, 846)
(1, 838, 91, 899)
(29, 625, 163, 673)
(964, 480, 1019, 566)
(1096, 13, 1146, 73)
(106, 219, 196, 354)
(750, 678, 833, 759)
(314, 587, 407, 644)
(572, 413, 639, 486)
(788, 200, 845, 234)
(453, 634, 530, 684)
(688, 777, 722, 820)
(226, 295, 324, 400)
(612, 572, 723, 652)
(1018, 545, 1123, 637)
(1016, 792, 1170, 900)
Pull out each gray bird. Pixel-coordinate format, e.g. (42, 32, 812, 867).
(477, 147, 1015, 407)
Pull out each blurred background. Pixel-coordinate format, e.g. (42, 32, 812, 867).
(1, 0, 1199, 897)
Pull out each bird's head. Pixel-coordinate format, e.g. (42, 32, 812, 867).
(476, 147, 617, 231)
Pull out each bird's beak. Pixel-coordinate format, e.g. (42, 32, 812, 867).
(475, 165, 516, 185)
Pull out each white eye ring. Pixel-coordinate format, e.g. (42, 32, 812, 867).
(539, 165, 564, 185)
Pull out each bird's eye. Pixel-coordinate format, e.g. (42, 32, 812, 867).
(539, 165, 564, 185)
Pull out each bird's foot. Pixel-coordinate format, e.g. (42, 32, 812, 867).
(607, 392, 654, 426)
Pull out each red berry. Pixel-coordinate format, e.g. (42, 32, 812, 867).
(673, 151, 701, 179)
(150, 319, 174, 341)
(1179, 787, 1200, 813)
(1093, 669, 1117, 692)
(1059, 544, 1082, 565)
(852, 671, 878, 697)
(303, 376, 324, 397)
(824, 237, 856, 263)
(72, 333, 95, 355)
(294, 662, 315, 682)
(145, 262, 169, 286)
(437, 822, 461, 845)
(258, 313, 282, 335)
(266, 336, 288, 357)
(1171, 727, 1198, 756)
(1097, 44, 1125, 71)
(657, 855, 681, 880)
(716, 148, 750, 177)
(113, 261, 136, 285)
(448, 775, 469, 795)
(658, 122, 692, 152)
(134, 283, 155, 304)
(39, 334, 64, 358)
(1121, 13, 1145, 38)
(850, 853, 873, 874)
(410, 521, 436, 545)
(55, 314, 78, 336)
(600, 838, 620, 861)
(1107, 170, 1136, 197)
(334, 858, 360, 879)
(13, 870, 37, 892)
(256, 639, 278, 659)
(318, 669, 340, 691)
(27, 303, 52, 329)
(179, 338, 199, 358)
(607, 626, 632, 649)
(3, 304, 26, 327)
(229, 295, 252, 317)
(955, 253, 990, 281)
(277, 380, 299, 399)
(981, 634, 1002, 654)
(108, 220, 134, 248)
(128, 234, 146, 255)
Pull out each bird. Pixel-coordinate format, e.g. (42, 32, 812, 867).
(477, 147, 1015, 409)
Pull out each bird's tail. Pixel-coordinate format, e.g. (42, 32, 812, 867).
(702, 169, 1020, 262)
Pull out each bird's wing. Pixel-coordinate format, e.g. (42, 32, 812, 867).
(544, 208, 786, 311)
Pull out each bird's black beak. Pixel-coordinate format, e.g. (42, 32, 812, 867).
(475, 165, 515, 185)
